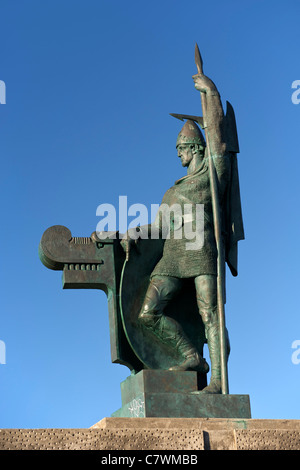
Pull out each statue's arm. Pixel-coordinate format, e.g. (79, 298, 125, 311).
(193, 74, 226, 157)
(120, 190, 172, 257)
(193, 74, 231, 197)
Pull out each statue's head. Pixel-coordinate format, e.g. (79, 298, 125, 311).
(176, 120, 206, 168)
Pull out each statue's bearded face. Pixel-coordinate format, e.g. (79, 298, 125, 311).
(177, 144, 194, 167)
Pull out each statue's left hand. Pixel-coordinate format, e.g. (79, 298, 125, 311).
(192, 74, 218, 94)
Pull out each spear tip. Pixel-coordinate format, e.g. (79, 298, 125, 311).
(195, 43, 203, 74)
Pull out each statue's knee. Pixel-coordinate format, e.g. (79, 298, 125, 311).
(139, 312, 152, 328)
(138, 306, 161, 331)
(200, 307, 218, 327)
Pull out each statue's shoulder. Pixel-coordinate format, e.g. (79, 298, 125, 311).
(160, 185, 176, 203)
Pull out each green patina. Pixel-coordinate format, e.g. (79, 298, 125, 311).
(39, 45, 249, 417)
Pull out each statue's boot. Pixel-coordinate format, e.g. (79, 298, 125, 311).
(168, 350, 209, 373)
(139, 311, 208, 373)
(139, 275, 209, 373)
(166, 320, 209, 373)
(201, 322, 222, 394)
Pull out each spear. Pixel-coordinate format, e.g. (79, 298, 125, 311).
(194, 43, 229, 394)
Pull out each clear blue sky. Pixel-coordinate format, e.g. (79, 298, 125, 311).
(1, 0, 300, 428)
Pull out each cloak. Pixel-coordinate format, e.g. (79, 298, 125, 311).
(225, 152, 244, 277)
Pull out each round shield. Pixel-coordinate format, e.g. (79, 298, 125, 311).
(119, 237, 207, 370)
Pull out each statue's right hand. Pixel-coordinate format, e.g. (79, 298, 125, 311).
(120, 236, 129, 256)
(192, 73, 218, 95)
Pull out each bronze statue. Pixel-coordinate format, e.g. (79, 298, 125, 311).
(39, 45, 245, 408)
(120, 46, 244, 394)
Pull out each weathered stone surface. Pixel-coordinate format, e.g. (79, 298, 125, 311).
(93, 417, 300, 431)
(235, 429, 300, 451)
(0, 427, 204, 451)
(1, 418, 300, 450)
(0, 429, 100, 451)
(94, 417, 300, 450)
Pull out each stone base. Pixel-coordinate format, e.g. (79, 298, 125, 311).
(111, 370, 251, 419)
(1, 418, 300, 450)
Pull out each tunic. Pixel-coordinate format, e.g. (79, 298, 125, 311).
(151, 153, 231, 279)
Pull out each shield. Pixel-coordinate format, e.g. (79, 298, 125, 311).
(119, 237, 207, 370)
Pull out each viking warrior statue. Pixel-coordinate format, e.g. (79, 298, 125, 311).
(121, 69, 244, 394)
(38, 45, 245, 407)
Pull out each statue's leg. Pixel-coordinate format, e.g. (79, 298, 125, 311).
(139, 275, 209, 372)
(194, 274, 225, 394)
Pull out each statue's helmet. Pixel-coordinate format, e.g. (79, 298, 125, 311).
(176, 119, 206, 150)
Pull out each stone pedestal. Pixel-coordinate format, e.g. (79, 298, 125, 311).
(1, 418, 300, 450)
(111, 370, 251, 419)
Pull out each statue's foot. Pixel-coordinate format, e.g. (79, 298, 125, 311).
(200, 379, 222, 394)
(169, 352, 209, 374)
